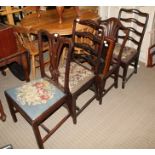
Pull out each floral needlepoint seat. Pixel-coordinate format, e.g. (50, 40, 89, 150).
(5, 79, 65, 121)
(16, 79, 54, 106)
(4, 32, 74, 149)
(59, 62, 94, 93)
(46, 62, 94, 94)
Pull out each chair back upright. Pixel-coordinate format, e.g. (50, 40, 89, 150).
(72, 18, 104, 75)
(118, 8, 149, 56)
(97, 17, 129, 104)
(13, 26, 49, 79)
(116, 8, 149, 88)
(13, 26, 35, 54)
(99, 17, 129, 74)
(99, 17, 129, 66)
(38, 30, 73, 93)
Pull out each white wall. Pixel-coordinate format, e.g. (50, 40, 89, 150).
(99, 6, 155, 65)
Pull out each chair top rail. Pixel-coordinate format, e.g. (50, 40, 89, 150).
(119, 8, 149, 18)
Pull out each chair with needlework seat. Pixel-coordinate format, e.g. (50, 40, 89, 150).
(65, 18, 120, 122)
(98, 17, 129, 104)
(4, 32, 75, 149)
(114, 8, 149, 88)
(68, 18, 109, 122)
(44, 19, 105, 123)
(13, 26, 49, 79)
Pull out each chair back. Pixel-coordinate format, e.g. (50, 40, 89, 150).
(13, 26, 36, 54)
(118, 8, 149, 54)
(22, 6, 40, 17)
(38, 30, 73, 93)
(72, 18, 105, 75)
(99, 17, 129, 69)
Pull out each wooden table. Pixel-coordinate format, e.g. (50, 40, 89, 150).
(20, 8, 100, 35)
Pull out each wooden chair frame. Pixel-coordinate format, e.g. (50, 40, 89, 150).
(118, 8, 149, 88)
(5, 32, 74, 149)
(71, 18, 105, 122)
(13, 26, 49, 79)
(98, 17, 129, 103)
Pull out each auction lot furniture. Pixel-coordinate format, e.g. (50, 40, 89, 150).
(98, 17, 129, 104)
(116, 8, 149, 88)
(5, 33, 75, 149)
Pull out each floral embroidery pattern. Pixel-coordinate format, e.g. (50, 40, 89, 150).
(59, 62, 93, 91)
(16, 79, 54, 106)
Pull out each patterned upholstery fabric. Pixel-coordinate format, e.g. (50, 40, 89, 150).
(5, 79, 65, 120)
(16, 79, 54, 105)
(59, 62, 94, 93)
(46, 62, 94, 93)
(113, 43, 137, 63)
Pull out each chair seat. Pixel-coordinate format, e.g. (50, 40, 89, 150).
(60, 62, 94, 93)
(46, 62, 94, 93)
(5, 78, 66, 121)
(113, 43, 137, 63)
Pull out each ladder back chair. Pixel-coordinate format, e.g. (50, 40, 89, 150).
(5, 32, 74, 149)
(68, 18, 105, 122)
(116, 8, 149, 88)
(98, 17, 129, 104)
